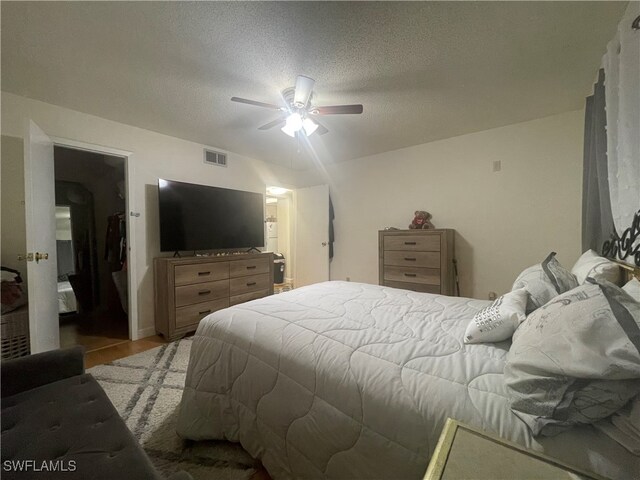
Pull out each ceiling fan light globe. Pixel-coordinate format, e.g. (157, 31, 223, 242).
(281, 124, 296, 137)
(285, 112, 303, 132)
(302, 118, 319, 136)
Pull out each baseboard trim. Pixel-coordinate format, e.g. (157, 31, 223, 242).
(136, 326, 156, 340)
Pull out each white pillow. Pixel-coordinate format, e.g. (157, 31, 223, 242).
(571, 249, 619, 284)
(505, 279, 640, 436)
(622, 278, 640, 302)
(464, 289, 528, 344)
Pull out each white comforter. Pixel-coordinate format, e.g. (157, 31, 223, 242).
(177, 281, 639, 479)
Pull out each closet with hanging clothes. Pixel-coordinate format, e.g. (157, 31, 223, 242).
(106, 212, 128, 314)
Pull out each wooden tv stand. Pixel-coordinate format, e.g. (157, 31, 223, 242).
(154, 252, 274, 341)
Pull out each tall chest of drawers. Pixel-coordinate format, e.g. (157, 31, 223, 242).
(378, 229, 456, 295)
(154, 253, 274, 340)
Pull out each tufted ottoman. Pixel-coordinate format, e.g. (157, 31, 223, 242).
(1, 346, 191, 480)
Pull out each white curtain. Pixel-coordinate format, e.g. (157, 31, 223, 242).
(603, 2, 640, 241)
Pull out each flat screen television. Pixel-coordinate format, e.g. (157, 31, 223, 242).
(158, 179, 264, 252)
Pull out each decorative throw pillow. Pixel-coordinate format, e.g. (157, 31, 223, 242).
(464, 289, 528, 344)
(571, 249, 620, 284)
(511, 252, 578, 314)
(622, 278, 640, 302)
(504, 278, 640, 437)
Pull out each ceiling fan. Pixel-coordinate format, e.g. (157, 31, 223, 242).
(231, 75, 363, 137)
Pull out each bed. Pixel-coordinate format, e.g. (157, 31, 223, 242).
(57, 280, 77, 314)
(176, 281, 639, 479)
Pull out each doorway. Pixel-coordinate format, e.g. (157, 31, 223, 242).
(265, 186, 294, 293)
(293, 184, 330, 287)
(54, 146, 129, 351)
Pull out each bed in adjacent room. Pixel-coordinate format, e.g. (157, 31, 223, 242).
(176, 280, 639, 480)
(57, 280, 77, 314)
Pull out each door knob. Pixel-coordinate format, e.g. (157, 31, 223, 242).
(321, 242, 328, 247)
(35, 252, 49, 263)
(18, 252, 48, 263)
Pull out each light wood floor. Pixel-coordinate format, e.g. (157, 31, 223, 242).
(84, 335, 166, 368)
(60, 310, 129, 352)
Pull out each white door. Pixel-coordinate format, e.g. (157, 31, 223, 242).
(24, 120, 59, 353)
(294, 184, 330, 287)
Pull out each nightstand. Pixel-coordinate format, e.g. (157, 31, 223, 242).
(424, 418, 607, 480)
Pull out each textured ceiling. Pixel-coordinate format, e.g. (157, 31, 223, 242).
(1, 1, 626, 169)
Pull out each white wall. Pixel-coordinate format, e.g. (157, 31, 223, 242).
(1, 92, 301, 337)
(302, 110, 585, 299)
(1, 135, 27, 281)
(2, 92, 585, 326)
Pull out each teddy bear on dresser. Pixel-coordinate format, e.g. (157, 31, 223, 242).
(409, 210, 434, 229)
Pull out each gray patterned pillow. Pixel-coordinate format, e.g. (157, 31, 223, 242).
(512, 252, 578, 314)
(504, 278, 640, 436)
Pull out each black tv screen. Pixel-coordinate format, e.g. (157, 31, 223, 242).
(158, 179, 264, 252)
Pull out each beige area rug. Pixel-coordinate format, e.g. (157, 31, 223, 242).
(88, 337, 256, 480)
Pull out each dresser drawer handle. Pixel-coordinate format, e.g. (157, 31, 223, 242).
(246, 265, 257, 270)
(198, 271, 211, 276)
(198, 309, 211, 315)
(246, 282, 257, 286)
(198, 290, 211, 295)
(404, 257, 416, 261)
(404, 241, 417, 245)
(404, 273, 417, 277)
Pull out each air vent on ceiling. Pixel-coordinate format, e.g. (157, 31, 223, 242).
(203, 149, 227, 167)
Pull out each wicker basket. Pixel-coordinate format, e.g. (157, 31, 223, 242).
(1, 305, 30, 360)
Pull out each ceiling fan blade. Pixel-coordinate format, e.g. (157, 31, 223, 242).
(258, 118, 286, 130)
(293, 75, 315, 107)
(231, 97, 283, 110)
(312, 104, 363, 115)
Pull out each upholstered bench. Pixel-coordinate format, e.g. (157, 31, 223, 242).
(1, 346, 191, 480)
